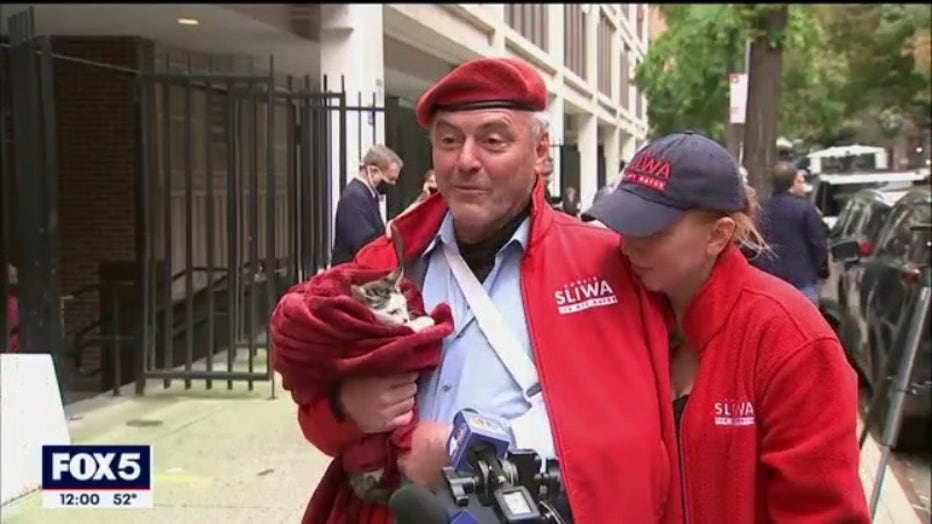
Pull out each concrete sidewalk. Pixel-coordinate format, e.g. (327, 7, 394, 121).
(1, 358, 330, 524)
(858, 419, 926, 524)
(1, 356, 925, 523)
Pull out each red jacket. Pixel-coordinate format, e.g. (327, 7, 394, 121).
(676, 245, 870, 523)
(296, 180, 683, 524)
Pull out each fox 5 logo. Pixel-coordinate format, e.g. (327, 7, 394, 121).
(42, 445, 152, 490)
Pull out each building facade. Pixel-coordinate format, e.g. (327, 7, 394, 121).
(1, 4, 651, 395)
(371, 4, 653, 208)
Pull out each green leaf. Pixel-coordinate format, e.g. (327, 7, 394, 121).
(636, 3, 930, 148)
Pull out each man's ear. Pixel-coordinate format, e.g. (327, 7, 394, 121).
(535, 132, 551, 169)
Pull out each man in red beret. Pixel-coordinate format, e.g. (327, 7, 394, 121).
(280, 57, 682, 523)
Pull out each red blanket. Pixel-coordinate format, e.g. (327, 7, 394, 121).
(270, 264, 454, 524)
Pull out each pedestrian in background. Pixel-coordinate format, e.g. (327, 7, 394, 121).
(414, 168, 438, 204)
(754, 161, 828, 304)
(562, 186, 580, 217)
(331, 145, 404, 266)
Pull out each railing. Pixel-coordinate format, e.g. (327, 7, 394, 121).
(65, 267, 210, 372)
(62, 261, 284, 396)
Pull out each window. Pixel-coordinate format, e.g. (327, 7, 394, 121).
(840, 199, 868, 238)
(907, 204, 931, 265)
(564, 4, 587, 79)
(506, 5, 548, 51)
(815, 181, 885, 218)
(620, 45, 630, 109)
(831, 196, 862, 237)
(875, 204, 914, 259)
(863, 202, 894, 242)
(598, 14, 614, 96)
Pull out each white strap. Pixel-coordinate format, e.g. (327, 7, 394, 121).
(442, 243, 540, 401)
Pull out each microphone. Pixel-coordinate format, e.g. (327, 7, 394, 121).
(388, 484, 450, 524)
(447, 409, 511, 473)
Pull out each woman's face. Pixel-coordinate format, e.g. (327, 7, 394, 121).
(621, 210, 735, 294)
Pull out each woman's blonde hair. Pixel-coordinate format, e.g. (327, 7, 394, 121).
(728, 184, 771, 255)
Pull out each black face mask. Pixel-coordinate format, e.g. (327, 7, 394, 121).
(375, 179, 394, 195)
(365, 166, 394, 196)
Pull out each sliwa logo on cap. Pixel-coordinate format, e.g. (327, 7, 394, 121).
(622, 153, 672, 191)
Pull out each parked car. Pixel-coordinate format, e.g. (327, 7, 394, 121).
(819, 188, 908, 329)
(831, 188, 931, 446)
(809, 170, 929, 231)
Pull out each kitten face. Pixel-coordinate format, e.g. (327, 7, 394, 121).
(351, 269, 410, 326)
(370, 292, 410, 326)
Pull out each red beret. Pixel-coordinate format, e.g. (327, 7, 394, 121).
(415, 57, 547, 128)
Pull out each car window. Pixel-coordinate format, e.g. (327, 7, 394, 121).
(875, 204, 914, 259)
(863, 202, 893, 242)
(817, 182, 882, 217)
(843, 200, 869, 237)
(908, 228, 931, 266)
(831, 198, 857, 236)
(907, 205, 931, 266)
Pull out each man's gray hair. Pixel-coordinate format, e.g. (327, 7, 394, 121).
(531, 110, 550, 140)
(362, 144, 403, 170)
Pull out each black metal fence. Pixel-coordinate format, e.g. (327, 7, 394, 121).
(1, 10, 64, 370)
(135, 60, 386, 395)
(1, 8, 387, 398)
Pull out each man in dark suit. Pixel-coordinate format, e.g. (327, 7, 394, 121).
(331, 145, 404, 266)
(754, 162, 828, 304)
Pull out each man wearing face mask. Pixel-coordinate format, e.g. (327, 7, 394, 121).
(331, 145, 404, 266)
(754, 161, 828, 304)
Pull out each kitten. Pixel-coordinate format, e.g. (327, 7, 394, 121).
(350, 265, 411, 326)
(349, 226, 435, 332)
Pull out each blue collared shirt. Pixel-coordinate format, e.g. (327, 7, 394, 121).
(416, 211, 534, 426)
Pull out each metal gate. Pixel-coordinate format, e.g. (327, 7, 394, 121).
(134, 58, 385, 395)
(2, 8, 386, 397)
(0, 10, 64, 371)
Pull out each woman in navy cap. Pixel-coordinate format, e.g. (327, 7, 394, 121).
(584, 131, 871, 524)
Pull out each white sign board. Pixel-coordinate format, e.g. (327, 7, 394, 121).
(729, 73, 748, 124)
(1, 354, 71, 506)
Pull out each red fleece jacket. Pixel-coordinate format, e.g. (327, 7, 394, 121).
(270, 264, 454, 524)
(676, 245, 870, 523)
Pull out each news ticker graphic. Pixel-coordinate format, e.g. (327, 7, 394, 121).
(41, 445, 153, 509)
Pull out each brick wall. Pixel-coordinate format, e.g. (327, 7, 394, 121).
(52, 36, 149, 383)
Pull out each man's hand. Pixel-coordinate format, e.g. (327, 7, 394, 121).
(340, 373, 418, 433)
(398, 421, 453, 489)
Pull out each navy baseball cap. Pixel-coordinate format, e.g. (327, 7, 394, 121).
(583, 131, 745, 237)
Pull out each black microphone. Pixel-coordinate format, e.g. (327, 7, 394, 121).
(388, 483, 450, 524)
